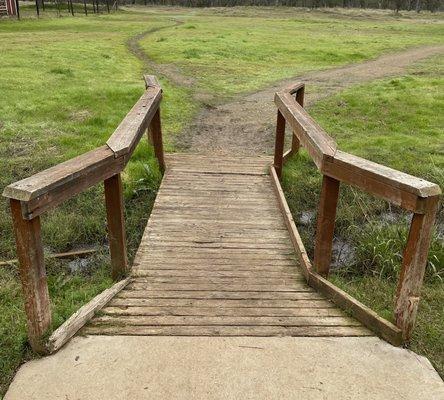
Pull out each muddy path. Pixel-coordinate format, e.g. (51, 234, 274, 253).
(176, 45, 443, 155)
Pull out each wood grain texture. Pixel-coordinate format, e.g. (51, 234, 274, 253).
(10, 199, 51, 354)
(274, 91, 337, 169)
(313, 175, 340, 277)
(104, 174, 128, 280)
(395, 196, 440, 341)
(85, 155, 370, 339)
(106, 86, 162, 158)
(322, 150, 441, 212)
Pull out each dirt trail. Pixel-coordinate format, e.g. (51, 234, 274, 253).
(176, 45, 443, 155)
(127, 20, 195, 88)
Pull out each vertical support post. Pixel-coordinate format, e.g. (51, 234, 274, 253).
(106, 0, 109, 13)
(104, 174, 128, 280)
(10, 200, 51, 354)
(150, 108, 166, 173)
(15, 0, 20, 19)
(394, 196, 439, 342)
(273, 110, 286, 180)
(313, 175, 340, 277)
(35, 0, 39, 17)
(290, 86, 305, 155)
(83, 0, 87, 15)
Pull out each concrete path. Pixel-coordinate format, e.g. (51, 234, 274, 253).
(5, 336, 443, 399)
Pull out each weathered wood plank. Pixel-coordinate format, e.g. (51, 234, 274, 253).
(101, 306, 345, 317)
(4, 146, 125, 219)
(10, 199, 51, 354)
(83, 325, 371, 337)
(104, 174, 128, 280)
(91, 315, 361, 327)
(322, 150, 441, 212)
(47, 278, 129, 353)
(313, 175, 340, 277)
(117, 290, 320, 300)
(109, 298, 336, 308)
(274, 91, 337, 169)
(106, 86, 162, 158)
(127, 283, 309, 292)
(395, 196, 440, 341)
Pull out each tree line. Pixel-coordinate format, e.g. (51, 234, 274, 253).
(115, 0, 441, 12)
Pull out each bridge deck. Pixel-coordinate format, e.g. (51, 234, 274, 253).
(84, 154, 371, 337)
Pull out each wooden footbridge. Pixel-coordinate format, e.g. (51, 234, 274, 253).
(3, 76, 441, 354)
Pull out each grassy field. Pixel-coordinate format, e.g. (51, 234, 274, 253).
(0, 6, 443, 396)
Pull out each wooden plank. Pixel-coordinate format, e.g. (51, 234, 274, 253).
(10, 199, 51, 354)
(125, 277, 305, 285)
(313, 175, 340, 277)
(109, 298, 336, 308)
(308, 271, 402, 346)
(101, 306, 345, 317)
(117, 290, 321, 300)
(395, 196, 440, 341)
(106, 86, 162, 158)
(82, 325, 371, 337)
(3, 146, 125, 219)
(274, 91, 337, 169)
(127, 283, 309, 292)
(322, 150, 441, 212)
(104, 173, 128, 280)
(91, 315, 361, 327)
(273, 110, 286, 179)
(131, 270, 301, 279)
(270, 166, 311, 280)
(47, 278, 129, 353)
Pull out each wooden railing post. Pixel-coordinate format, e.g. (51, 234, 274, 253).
(10, 199, 51, 354)
(313, 175, 340, 277)
(150, 108, 165, 173)
(104, 173, 128, 280)
(290, 86, 305, 156)
(394, 196, 440, 341)
(274, 110, 286, 179)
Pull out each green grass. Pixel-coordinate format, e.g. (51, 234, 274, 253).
(0, 6, 443, 396)
(282, 55, 443, 375)
(141, 7, 444, 98)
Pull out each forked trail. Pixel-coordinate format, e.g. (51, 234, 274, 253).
(4, 38, 444, 398)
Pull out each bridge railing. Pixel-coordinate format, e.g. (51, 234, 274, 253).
(2, 75, 165, 353)
(272, 83, 441, 344)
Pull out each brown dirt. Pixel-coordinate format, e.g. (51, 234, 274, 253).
(176, 45, 443, 156)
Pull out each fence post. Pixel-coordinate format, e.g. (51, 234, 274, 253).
(313, 175, 340, 277)
(290, 86, 305, 155)
(150, 108, 165, 173)
(104, 173, 128, 280)
(394, 196, 439, 341)
(10, 199, 51, 354)
(273, 110, 286, 179)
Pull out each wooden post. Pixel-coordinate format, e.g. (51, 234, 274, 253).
(394, 196, 440, 341)
(83, 0, 87, 15)
(104, 174, 128, 280)
(290, 86, 305, 155)
(15, 0, 20, 19)
(150, 108, 165, 173)
(35, 0, 39, 17)
(273, 110, 286, 179)
(10, 200, 51, 354)
(313, 175, 340, 277)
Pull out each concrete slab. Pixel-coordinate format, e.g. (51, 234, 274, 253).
(5, 336, 443, 400)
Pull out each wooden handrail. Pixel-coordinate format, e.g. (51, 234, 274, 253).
(273, 82, 441, 343)
(2, 75, 165, 353)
